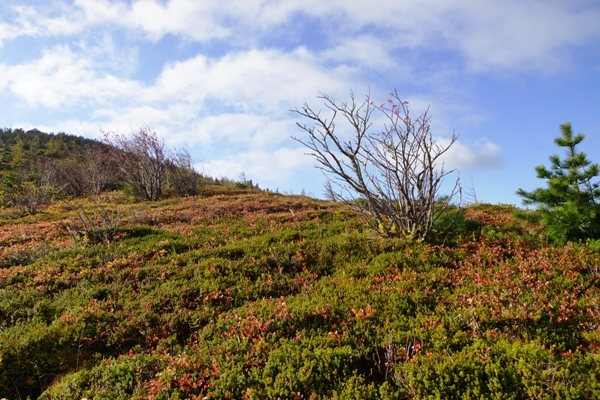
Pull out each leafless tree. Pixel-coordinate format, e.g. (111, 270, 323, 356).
(292, 90, 461, 240)
(54, 146, 118, 197)
(103, 126, 167, 201)
(167, 146, 203, 197)
(464, 176, 479, 205)
(54, 157, 88, 197)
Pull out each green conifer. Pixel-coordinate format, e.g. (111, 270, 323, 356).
(517, 122, 600, 242)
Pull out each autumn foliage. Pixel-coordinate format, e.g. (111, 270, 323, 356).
(0, 189, 599, 399)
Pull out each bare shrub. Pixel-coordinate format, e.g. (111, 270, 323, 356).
(54, 146, 118, 197)
(67, 203, 122, 245)
(167, 146, 203, 197)
(292, 90, 461, 240)
(103, 126, 167, 201)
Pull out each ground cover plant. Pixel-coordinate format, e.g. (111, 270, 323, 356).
(0, 187, 598, 399)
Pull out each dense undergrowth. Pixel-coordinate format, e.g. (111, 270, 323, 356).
(1, 188, 599, 399)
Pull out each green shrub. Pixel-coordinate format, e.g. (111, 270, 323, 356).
(396, 339, 600, 399)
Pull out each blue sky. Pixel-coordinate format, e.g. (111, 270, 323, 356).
(1, 0, 599, 205)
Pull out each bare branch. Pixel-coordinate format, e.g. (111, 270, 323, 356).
(103, 126, 167, 201)
(292, 90, 461, 240)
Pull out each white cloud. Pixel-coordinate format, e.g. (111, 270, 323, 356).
(442, 1, 600, 72)
(0, 0, 223, 44)
(186, 114, 295, 149)
(203, 147, 313, 189)
(2, 0, 598, 73)
(0, 1, 121, 43)
(128, 0, 230, 42)
(305, 0, 600, 73)
(441, 138, 503, 172)
(48, 118, 106, 140)
(0, 45, 142, 109)
(150, 48, 357, 111)
(0, 43, 355, 125)
(321, 35, 400, 71)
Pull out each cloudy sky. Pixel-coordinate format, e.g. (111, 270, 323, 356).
(1, 0, 599, 205)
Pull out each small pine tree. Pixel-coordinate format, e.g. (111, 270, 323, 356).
(517, 122, 600, 242)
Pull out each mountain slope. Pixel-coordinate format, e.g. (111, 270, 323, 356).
(0, 191, 599, 399)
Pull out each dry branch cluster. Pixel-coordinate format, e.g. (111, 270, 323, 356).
(103, 126, 202, 201)
(293, 90, 460, 240)
(104, 127, 168, 201)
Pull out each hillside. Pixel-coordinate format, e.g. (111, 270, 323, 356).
(0, 127, 212, 214)
(0, 128, 124, 208)
(0, 188, 599, 398)
(0, 127, 105, 169)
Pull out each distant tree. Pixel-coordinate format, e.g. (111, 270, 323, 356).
(44, 136, 65, 157)
(104, 126, 167, 201)
(54, 146, 118, 197)
(1, 181, 55, 214)
(517, 122, 600, 242)
(0, 159, 59, 214)
(167, 146, 203, 197)
(292, 90, 461, 241)
(27, 135, 41, 157)
(235, 172, 256, 190)
(322, 181, 337, 202)
(10, 136, 25, 168)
